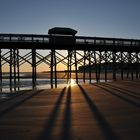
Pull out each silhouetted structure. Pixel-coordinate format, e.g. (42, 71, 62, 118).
(0, 27, 140, 90)
(48, 27, 77, 88)
(79, 63, 140, 72)
(48, 27, 77, 35)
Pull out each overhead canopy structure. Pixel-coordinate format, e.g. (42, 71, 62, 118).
(48, 27, 77, 36)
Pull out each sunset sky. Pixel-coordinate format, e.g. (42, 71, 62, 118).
(0, 0, 140, 72)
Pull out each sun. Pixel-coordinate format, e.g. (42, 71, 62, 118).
(67, 79, 76, 87)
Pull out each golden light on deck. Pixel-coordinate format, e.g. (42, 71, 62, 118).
(67, 79, 76, 87)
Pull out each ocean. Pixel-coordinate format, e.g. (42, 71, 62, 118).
(0, 78, 109, 93)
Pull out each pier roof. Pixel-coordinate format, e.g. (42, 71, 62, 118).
(48, 27, 77, 35)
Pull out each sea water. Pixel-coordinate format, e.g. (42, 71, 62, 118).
(0, 78, 110, 93)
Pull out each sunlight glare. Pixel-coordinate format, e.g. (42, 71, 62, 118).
(67, 79, 76, 87)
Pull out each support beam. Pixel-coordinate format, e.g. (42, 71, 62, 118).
(10, 49, 12, 92)
(113, 51, 116, 81)
(88, 51, 91, 84)
(0, 49, 2, 92)
(74, 50, 78, 84)
(105, 51, 108, 82)
(50, 49, 54, 88)
(136, 52, 139, 79)
(94, 51, 98, 83)
(130, 52, 133, 80)
(67, 51, 69, 84)
(69, 51, 72, 81)
(83, 50, 86, 83)
(17, 49, 20, 90)
(67, 50, 72, 85)
(127, 52, 130, 79)
(32, 49, 36, 88)
(13, 49, 16, 91)
(121, 52, 124, 80)
(98, 51, 101, 82)
(54, 51, 57, 88)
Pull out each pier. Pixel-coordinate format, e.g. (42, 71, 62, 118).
(0, 28, 140, 139)
(0, 27, 140, 91)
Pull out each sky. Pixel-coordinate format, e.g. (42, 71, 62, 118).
(0, 0, 140, 72)
(0, 0, 140, 39)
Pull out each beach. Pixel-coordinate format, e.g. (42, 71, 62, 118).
(0, 80, 140, 140)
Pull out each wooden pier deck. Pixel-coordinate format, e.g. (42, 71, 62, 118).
(0, 80, 140, 140)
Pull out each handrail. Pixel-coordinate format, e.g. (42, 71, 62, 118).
(0, 33, 140, 47)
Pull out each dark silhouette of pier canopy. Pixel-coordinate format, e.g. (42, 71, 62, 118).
(48, 27, 77, 46)
(0, 27, 140, 89)
(48, 27, 77, 35)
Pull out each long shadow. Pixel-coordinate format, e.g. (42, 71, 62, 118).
(94, 84, 140, 108)
(102, 83, 140, 99)
(37, 87, 66, 140)
(0, 90, 32, 105)
(110, 83, 140, 97)
(0, 93, 22, 104)
(125, 80, 140, 83)
(0, 90, 42, 117)
(123, 80, 140, 87)
(60, 85, 72, 140)
(78, 85, 118, 140)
